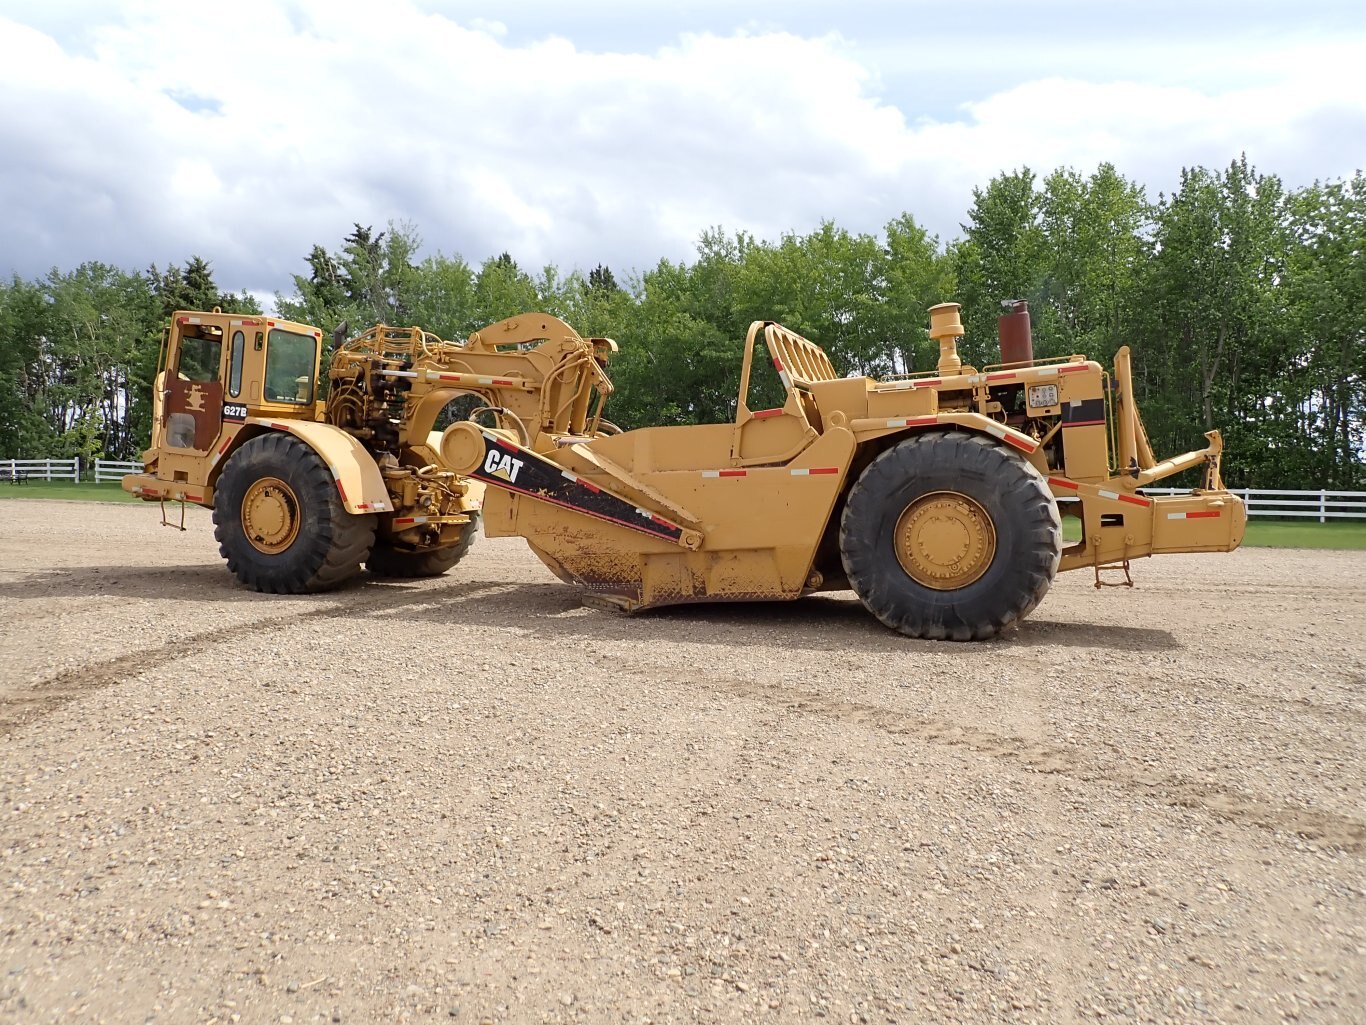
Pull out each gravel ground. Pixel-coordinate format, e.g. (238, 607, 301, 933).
(0, 499, 1362, 1025)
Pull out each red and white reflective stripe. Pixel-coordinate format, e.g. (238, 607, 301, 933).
(271, 422, 291, 431)
(229, 319, 258, 327)
(1058, 363, 1090, 374)
(985, 371, 1017, 383)
(635, 506, 678, 529)
(790, 467, 840, 476)
(702, 469, 748, 478)
(1097, 488, 1152, 508)
(912, 378, 942, 388)
(326, 465, 386, 510)
(879, 380, 915, 391)
(177, 316, 202, 325)
(1048, 477, 1079, 490)
(210, 432, 233, 467)
(1029, 366, 1060, 378)
(887, 416, 938, 428)
(773, 357, 792, 390)
(981, 421, 1037, 453)
(751, 408, 784, 420)
(1167, 510, 1221, 520)
(558, 469, 599, 493)
(393, 515, 430, 527)
(478, 428, 518, 452)
(475, 376, 518, 386)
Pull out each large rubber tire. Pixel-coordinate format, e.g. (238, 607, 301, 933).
(367, 514, 481, 578)
(839, 430, 1061, 640)
(212, 432, 377, 593)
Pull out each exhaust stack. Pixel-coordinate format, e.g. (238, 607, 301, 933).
(998, 299, 1033, 366)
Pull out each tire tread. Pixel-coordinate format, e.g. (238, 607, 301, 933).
(838, 430, 1061, 640)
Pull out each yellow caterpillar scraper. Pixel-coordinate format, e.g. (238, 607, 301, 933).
(126, 301, 1243, 639)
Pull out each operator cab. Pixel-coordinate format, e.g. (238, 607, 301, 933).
(152, 310, 324, 459)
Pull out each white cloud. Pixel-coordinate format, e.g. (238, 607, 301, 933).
(0, 0, 1363, 297)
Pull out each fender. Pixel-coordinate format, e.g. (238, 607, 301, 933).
(848, 409, 1045, 473)
(245, 417, 392, 514)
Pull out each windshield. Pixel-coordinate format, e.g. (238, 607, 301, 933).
(265, 329, 318, 404)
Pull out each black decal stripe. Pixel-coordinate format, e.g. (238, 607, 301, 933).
(473, 433, 683, 544)
(476, 473, 683, 542)
(1062, 397, 1105, 427)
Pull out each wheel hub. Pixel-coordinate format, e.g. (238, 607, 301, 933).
(894, 490, 997, 590)
(241, 476, 301, 555)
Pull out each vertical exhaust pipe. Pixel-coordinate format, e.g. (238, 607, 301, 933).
(998, 300, 1033, 366)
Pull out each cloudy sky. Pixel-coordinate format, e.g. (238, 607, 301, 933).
(2, 0, 1364, 299)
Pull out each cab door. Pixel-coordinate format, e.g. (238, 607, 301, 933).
(160, 317, 226, 453)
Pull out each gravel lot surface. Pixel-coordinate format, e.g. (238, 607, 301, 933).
(0, 499, 1362, 1025)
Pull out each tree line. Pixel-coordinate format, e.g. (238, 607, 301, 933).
(1, 156, 1361, 490)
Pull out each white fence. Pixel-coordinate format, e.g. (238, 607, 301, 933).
(1142, 488, 1365, 522)
(93, 459, 143, 483)
(1, 458, 79, 482)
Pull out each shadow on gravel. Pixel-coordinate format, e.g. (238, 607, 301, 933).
(0, 563, 425, 604)
(1006, 618, 1182, 652)
(389, 582, 1184, 654)
(2, 563, 1179, 653)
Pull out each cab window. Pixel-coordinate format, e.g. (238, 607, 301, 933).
(265, 329, 318, 403)
(178, 333, 222, 382)
(228, 330, 245, 397)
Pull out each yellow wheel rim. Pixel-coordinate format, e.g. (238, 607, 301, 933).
(241, 476, 301, 555)
(894, 490, 997, 590)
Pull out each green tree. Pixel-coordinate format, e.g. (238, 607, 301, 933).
(1039, 164, 1148, 360)
(1136, 157, 1289, 481)
(1283, 174, 1366, 488)
(277, 222, 421, 337)
(27, 264, 159, 463)
(0, 276, 52, 457)
(471, 252, 540, 326)
(954, 168, 1048, 364)
(879, 213, 956, 375)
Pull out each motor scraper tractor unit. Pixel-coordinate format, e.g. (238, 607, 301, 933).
(124, 300, 1244, 640)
